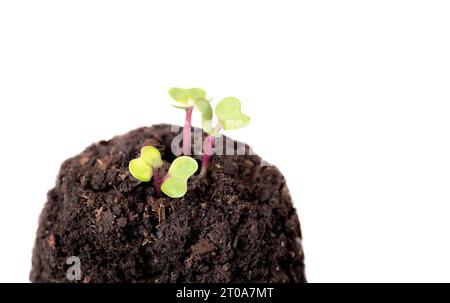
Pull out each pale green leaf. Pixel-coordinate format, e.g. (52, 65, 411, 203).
(194, 97, 217, 135)
(168, 87, 190, 104)
(141, 146, 163, 168)
(188, 88, 206, 100)
(194, 97, 213, 121)
(161, 156, 198, 198)
(215, 97, 251, 130)
(129, 158, 153, 182)
(168, 156, 198, 179)
(161, 176, 187, 198)
(168, 87, 206, 106)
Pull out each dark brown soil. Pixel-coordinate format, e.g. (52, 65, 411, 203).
(30, 124, 306, 283)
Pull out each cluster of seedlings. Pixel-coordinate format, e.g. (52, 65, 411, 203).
(129, 87, 250, 199)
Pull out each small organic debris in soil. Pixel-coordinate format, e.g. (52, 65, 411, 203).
(47, 233, 56, 250)
(30, 124, 306, 283)
(191, 239, 216, 256)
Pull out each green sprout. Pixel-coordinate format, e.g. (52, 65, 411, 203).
(169, 87, 206, 155)
(215, 97, 251, 130)
(161, 156, 198, 198)
(129, 146, 164, 193)
(129, 146, 198, 198)
(195, 96, 250, 175)
(194, 97, 216, 135)
(129, 146, 163, 181)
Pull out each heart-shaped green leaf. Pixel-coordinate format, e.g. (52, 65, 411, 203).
(161, 156, 198, 198)
(194, 97, 218, 136)
(129, 158, 153, 182)
(215, 97, 251, 130)
(168, 87, 206, 105)
(141, 146, 163, 168)
(128, 145, 163, 182)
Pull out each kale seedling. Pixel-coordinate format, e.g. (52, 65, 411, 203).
(169, 87, 206, 155)
(195, 96, 250, 175)
(129, 146, 198, 198)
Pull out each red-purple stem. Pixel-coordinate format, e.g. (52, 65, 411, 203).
(153, 169, 162, 196)
(183, 107, 193, 155)
(201, 123, 222, 176)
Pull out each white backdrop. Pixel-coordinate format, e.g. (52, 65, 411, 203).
(1, 0, 449, 282)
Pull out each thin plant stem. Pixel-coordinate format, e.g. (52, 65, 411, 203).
(153, 169, 162, 196)
(201, 123, 222, 176)
(183, 107, 193, 155)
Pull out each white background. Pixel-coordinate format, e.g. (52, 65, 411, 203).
(0, 1, 449, 283)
